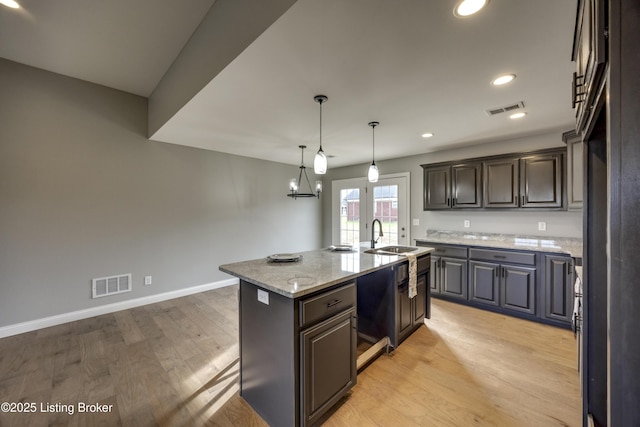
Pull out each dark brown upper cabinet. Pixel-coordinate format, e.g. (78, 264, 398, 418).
(571, 0, 607, 136)
(483, 158, 519, 208)
(422, 148, 565, 211)
(520, 152, 563, 208)
(423, 162, 482, 210)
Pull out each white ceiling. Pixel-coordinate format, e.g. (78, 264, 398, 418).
(1, 0, 577, 168)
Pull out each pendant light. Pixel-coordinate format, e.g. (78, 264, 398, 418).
(288, 145, 322, 199)
(368, 121, 380, 183)
(313, 95, 328, 174)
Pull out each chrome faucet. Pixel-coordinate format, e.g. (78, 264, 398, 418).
(371, 218, 383, 248)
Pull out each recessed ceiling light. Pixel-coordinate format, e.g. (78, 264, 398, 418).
(509, 112, 527, 119)
(0, 0, 20, 8)
(421, 132, 434, 138)
(454, 0, 489, 17)
(491, 74, 516, 86)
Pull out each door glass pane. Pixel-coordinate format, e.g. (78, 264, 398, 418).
(373, 185, 398, 245)
(339, 188, 360, 245)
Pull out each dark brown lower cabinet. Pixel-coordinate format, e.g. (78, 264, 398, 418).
(397, 274, 427, 343)
(543, 255, 575, 324)
(469, 260, 536, 315)
(239, 280, 357, 427)
(431, 256, 468, 299)
(301, 308, 357, 426)
(501, 264, 536, 315)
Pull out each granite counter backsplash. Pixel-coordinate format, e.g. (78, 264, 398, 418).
(415, 230, 583, 258)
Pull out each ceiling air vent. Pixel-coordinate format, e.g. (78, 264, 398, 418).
(485, 101, 525, 116)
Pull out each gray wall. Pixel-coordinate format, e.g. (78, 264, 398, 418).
(0, 59, 321, 327)
(322, 131, 582, 246)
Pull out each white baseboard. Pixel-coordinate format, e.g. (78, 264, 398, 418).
(0, 278, 239, 339)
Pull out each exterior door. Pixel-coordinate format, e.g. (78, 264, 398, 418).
(332, 173, 409, 247)
(367, 175, 409, 246)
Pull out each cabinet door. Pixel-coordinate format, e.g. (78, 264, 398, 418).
(520, 153, 563, 208)
(441, 257, 468, 300)
(544, 255, 574, 324)
(430, 257, 441, 294)
(500, 265, 536, 315)
(469, 261, 500, 306)
(571, 0, 606, 133)
(397, 282, 413, 340)
(423, 166, 451, 210)
(413, 275, 427, 324)
(301, 308, 357, 426)
(483, 158, 519, 208)
(452, 162, 482, 208)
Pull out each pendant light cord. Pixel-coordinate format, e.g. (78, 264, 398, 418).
(319, 99, 323, 151)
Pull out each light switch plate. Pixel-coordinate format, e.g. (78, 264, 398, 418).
(412, 218, 420, 226)
(257, 289, 269, 305)
(144, 276, 152, 285)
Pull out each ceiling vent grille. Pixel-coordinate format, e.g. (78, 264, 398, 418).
(92, 273, 132, 299)
(485, 101, 526, 116)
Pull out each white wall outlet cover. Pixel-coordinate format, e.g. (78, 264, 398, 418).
(144, 276, 152, 285)
(412, 218, 420, 226)
(538, 222, 547, 231)
(464, 220, 470, 228)
(257, 289, 269, 305)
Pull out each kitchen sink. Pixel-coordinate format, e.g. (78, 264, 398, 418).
(364, 245, 419, 255)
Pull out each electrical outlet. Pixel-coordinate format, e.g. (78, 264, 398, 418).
(464, 220, 470, 228)
(144, 276, 152, 285)
(257, 289, 269, 305)
(538, 222, 547, 231)
(412, 218, 420, 226)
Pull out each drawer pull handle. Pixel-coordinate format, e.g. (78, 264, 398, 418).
(494, 255, 507, 259)
(327, 299, 342, 308)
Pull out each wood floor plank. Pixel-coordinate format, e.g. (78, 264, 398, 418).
(0, 287, 579, 426)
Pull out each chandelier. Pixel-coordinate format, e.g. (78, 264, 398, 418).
(288, 145, 322, 199)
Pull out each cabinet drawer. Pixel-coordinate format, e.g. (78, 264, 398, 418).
(469, 248, 536, 265)
(430, 245, 467, 259)
(300, 282, 356, 328)
(417, 255, 430, 274)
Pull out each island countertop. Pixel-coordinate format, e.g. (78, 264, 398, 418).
(219, 245, 434, 299)
(415, 230, 583, 258)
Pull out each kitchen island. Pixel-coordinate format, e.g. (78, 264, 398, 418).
(219, 244, 433, 427)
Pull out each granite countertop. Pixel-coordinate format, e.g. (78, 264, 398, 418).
(219, 244, 434, 299)
(415, 230, 583, 258)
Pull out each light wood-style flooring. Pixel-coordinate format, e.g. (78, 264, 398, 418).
(0, 286, 579, 426)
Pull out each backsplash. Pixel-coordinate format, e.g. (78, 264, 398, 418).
(417, 210, 582, 238)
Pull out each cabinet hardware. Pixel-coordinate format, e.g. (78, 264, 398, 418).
(447, 197, 451, 207)
(572, 72, 586, 108)
(494, 255, 507, 259)
(327, 299, 342, 308)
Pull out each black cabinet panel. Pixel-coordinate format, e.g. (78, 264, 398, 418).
(301, 308, 357, 426)
(424, 166, 450, 209)
(452, 163, 482, 208)
(469, 261, 500, 306)
(501, 265, 536, 315)
(441, 257, 468, 299)
(544, 256, 574, 323)
(521, 153, 563, 208)
(483, 158, 519, 208)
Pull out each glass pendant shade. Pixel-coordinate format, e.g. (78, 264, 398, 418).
(368, 121, 380, 183)
(368, 162, 379, 183)
(313, 95, 328, 175)
(314, 149, 327, 174)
